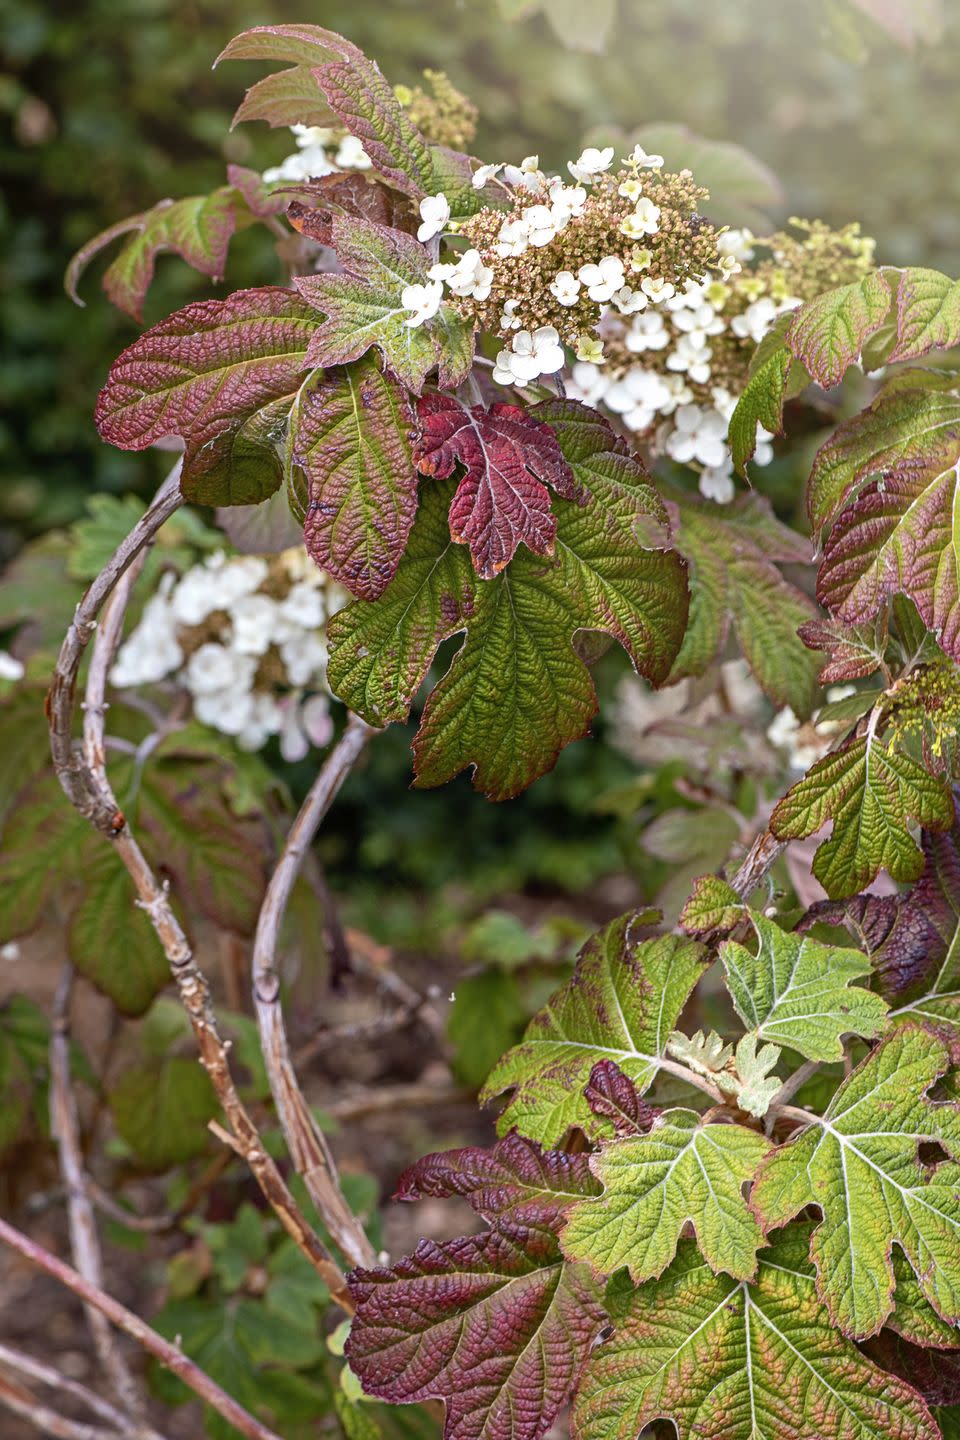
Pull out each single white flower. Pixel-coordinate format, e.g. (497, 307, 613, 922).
(754, 427, 775, 466)
(549, 270, 582, 306)
(523, 204, 558, 247)
(660, 373, 695, 413)
(0, 651, 24, 682)
(603, 368, 671, 430)
(335, 134, 371, 169)
(667, 332, 713, 385)
(494, 216, 529, 258)
(568, 145, 615, 183)
(493, 326, 566, 385)
(578, 255, 625, 303)
(699, 462, 736, 504)
(672, 301, 725, 341)
(548, 182, 587, 220)
(566, 361, 610, 406)
(500, 298, 522, 330)
(278, 693, 334, 762)
(624, 144, 664, 169)
(640, 276, 675, 303)
(612, 284, 647, 315)
(416, 192, 450, 242)
(625, 310, 670, 352)
(439, 248, 493, 300)
(401, 280, 444, 328)
(279, 581, 327, 630)
(620, 196, 660, 238)
(472, 162, 503, 189)
(766, 707, 825, 771)
(717, 227, 755, 262)
(665, 404, 728, 468)
(618, 178, 643, 201)
(502, 156, 543, 191)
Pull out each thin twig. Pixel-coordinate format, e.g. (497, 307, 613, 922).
(322, 1081, 478, 1122)
(0, 1342, 134, 1432)
(49, 969, 161, 1440)
(251, 714, 378, 1271)
(84, 1179, 176, 1236)
(47, 470, 354, 1311)
(0, 1217, 283, 1440)
(766, 1058, 821, 1130)
(0, 1373, 121, 1440)
(729, 828, 785, 900)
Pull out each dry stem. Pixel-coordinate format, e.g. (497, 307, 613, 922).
(46, 469, 354, 1310)
(0, 1218, 282, 1440)
(251, 714, 378, 1271)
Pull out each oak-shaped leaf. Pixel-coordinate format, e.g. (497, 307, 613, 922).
(666, 491, 822, 716)
(394, 1130, 601, 1236)
(730, 266, 960, 470)
(814, 373, 960, 661)
(414, 392, 580, 578)
(295, 216, 473, 394)
(292, 356, 417, 599)
(582, 1059, 659, 1138)
(720, 912, 889, 1061)
(572, 1225, 938, 1440)
(326, 401, 688, 800)
(769, 731, 953, 899)
(65, 168, 285, 322)
(96, 286, 320, 505)
(751, 1024, 960, 1339)
(218, 25, 483, 216)
(347, 1135, 606, 1440)
(560, 1109, 770, 1282)
(480, 911, 708, 1145)
(807, 799, 960, 1031)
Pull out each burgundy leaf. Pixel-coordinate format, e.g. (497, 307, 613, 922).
(415, 393, 581, 578)
(801, 795, 960, 1001)
(294, 356, 418, 599)
(95, 287, 318, 504)
(582, 1060, 659, 1138)
(346, 1229, 605, 1440)
(797, 615, 888, 684)
(394, 1131, 600, 1236)
(286, 176, 413, 247)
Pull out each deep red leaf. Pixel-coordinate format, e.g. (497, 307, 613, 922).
(415, 393, 581, 578)
(582, 1060, 659, 1138)
(347, 1229, 605, 1440)
(394, 1131, 600, 1235)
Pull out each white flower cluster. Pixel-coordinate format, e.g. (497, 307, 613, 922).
(566, 252, 800, 503)
(110, 550, 346, 762)
(262, 124, 371, 184)
(404, 147, 678, 382)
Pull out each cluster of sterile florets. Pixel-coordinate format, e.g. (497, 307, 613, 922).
(110, 549, 346, 761)
(565, 218, 877, 502)
(438, 146, 723, 387)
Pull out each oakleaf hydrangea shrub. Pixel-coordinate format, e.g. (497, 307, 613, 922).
(51, 18, 960, 1440)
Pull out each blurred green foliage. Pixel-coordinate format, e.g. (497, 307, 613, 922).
(3, 0, 960, 559)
